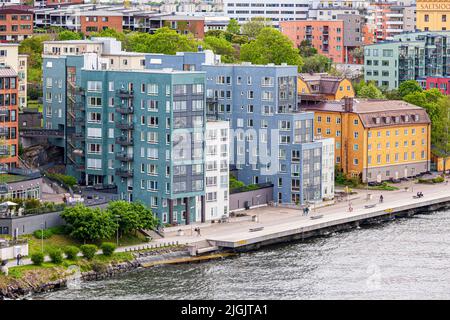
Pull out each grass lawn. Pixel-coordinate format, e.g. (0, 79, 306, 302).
(25, 231, 149, 256)
(27, 100, 43, 113)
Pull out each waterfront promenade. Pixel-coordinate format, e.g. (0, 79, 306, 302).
(150, 181, 450, 250)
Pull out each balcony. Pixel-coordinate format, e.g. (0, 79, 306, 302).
(71, 133, 85, 141)
(115, 168, 134, 177)
(75, 164, 85, 171)
(0, 147, 8, 156)
(75, 117, 85, 125)
(0, 108, 7, 116)
(115, 121, 134, 130)
(76, 87, 85, 96)
(0, 129, 7, 137)
(116, 89, 134, 98)
(74, 102, 85, 111)
(115, 137, 134, 146)
(116, 106, 134, 114)
(115, 153, 133, 162)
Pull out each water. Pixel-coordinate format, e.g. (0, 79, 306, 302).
(39, 210, 450, 300)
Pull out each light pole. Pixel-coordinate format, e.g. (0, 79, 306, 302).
(256, 195, 261, 223)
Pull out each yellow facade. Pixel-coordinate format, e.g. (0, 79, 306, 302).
(297, 77, 355, 100)
(416, 0, 450, 31)
(313, 111, 431, 180)
(432, 153, 450, 171)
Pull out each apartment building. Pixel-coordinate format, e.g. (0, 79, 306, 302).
(0, 67, 19, 170)
(416, 0, 450, 31)
(364, 2, 416, 43)
(202, 63, 333, 205)
(418, 76, 450, 94)
(200, 120, 230, 221)
(303, 98, 431, 182)
(224, 0, 310, 27)
(42, 38, 229, 225)
(80, 11, 123, 35)
(0, 5, 33, 42)
(364, 31, 450, 90)
(0, 44, 26, 110)
(280, 15, 363, 64)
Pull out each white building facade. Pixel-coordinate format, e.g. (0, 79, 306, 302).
(196, 120, 230, 221)
(320, 138, 335, 200)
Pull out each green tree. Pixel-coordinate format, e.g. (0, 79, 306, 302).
(356, 81, 385, 99)
(298, 40, 317, 58)
(61, 204, 117, 242)
(106, 201, 158, 234)
(241, 17, 272, 39)
(240, 27, 303, 71)
(147, 27, 199, 54)
(57, 30, 84, 41)
(226, 18, 241, 34)
(431, 97, 450, 172)
(19, 34, 51, 82)
(398, 80, 423, 98)
(301, 54, 331, 73)
(130, 202, 158, 230)
(203, 36, 237, 62)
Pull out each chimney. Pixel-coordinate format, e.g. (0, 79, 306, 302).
(344, 97, 353, 112)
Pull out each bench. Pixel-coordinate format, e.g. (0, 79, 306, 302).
(249, 227, 264, 232)
(310, 215, 323, 220)
(364, 204, 377, 209)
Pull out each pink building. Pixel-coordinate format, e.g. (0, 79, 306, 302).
(418, 77, 450, 95)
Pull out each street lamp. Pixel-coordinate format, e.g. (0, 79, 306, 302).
(40, 222, 44, 253)
(256, 195, 261, 223)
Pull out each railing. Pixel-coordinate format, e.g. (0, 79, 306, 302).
(115, 153, 133, 162)
(115, 121, 134, 130)
(116, 89, 134, 98)
(71, 133, 85, 141)
(230, 182, 273, 194)
(115, 168, 134, 177)
(116, 106, 134, 114)
(0, 239, 28, 248)
(20, 128, 64, 138)
(115, 137, 134, 145)
(0, 147, 9, 156)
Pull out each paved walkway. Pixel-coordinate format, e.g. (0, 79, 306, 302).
(4, 179, 449, 268)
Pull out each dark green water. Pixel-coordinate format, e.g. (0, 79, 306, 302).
(38, 210, 450, 299)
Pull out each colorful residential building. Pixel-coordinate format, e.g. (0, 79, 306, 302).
(0, 5, 33, 42)
(364, 31, 450, 90)
(79, 11, 123, 35)
(303, 98, 431, 182)
(42, 38, 228, 225)
(417, 76, 450, 95)
(279, 15, 363, 64)
(297, 73, 355, 104)
(0, 43, 26, 110)
(416, 0, 450, 31)
(0, 67, 18, 170)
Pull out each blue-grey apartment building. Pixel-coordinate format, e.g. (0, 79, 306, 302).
(42, 39, 209, 225)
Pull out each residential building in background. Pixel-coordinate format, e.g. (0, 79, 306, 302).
(364, 31, 450, 90)
(0, 43, 26, 110)
(224, 0, 310, 27)
(416, 0, 450, 31)
(280, 15, 363, 64)
(0, 5, 33, 42)
(303, 98, 431, 182)
(0, 66, 19, 170)
(297, 72, 355, 105)
(364, 1, 416, 43)
(418, 76, 450, 95)
(79, 11, 123, 35)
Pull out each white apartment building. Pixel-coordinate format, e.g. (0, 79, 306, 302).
(320, 138, 335, 200)
(224, 0, 310, 27)
(196, 120, 230, 221)
(0, 44, 27, 110)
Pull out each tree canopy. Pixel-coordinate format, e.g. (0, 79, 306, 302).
(19, 34, 51, 82)
(301, 54, 331, 73)
(57, 30, 83, 41)
(203, 35, 237, 62)
(298, 40, 317, 58)
(355, 81, 385, 99)
(226, 18, 241, 34)
(398, 80, 423, 98)
(241, 17, 272, 39)
(240, 27, 303, 70)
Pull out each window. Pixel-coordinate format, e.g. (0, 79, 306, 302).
(87, 81, 102, 92)
(147, 84, 158, 95)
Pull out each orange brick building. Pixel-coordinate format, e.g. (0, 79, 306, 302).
(280, 16, 363, 64)
(80, 12, 123, 35)
(0, 6, 33, 42)
(161, 16, 205, 39)
(0, 67, 19, 169)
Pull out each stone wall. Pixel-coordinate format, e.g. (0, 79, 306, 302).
(229, 186, 274, 212)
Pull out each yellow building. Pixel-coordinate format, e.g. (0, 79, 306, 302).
(416, 0, 450, 31)
(298, 73, 355, 105)
(303, 98, 432, 182)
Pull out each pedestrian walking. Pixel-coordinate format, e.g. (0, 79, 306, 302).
(348, 202, 353, 212)
(379, 195, 384, 203)
(16, 253, 21, 266)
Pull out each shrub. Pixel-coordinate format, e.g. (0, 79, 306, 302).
(80, 244, 98, 260)
(64, 246, 80, 260)
(101, 242, 116, 257)
(31, 252, 45, 266)
(33, 229, 53, 239)
(49, 249, 63, 264)
(433, 176, 445, 183)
